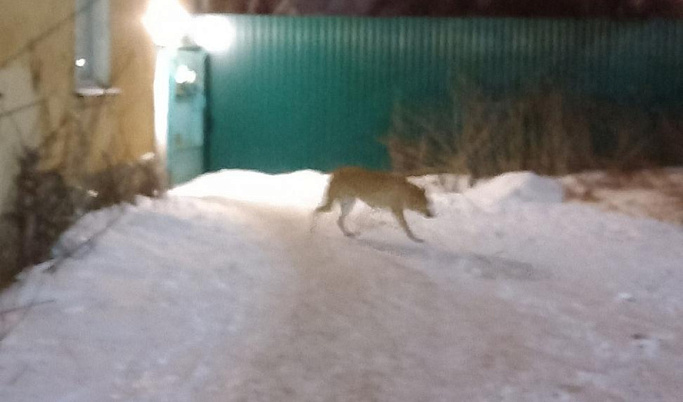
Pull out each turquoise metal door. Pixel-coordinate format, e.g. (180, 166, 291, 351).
(167, 48, 207, 185)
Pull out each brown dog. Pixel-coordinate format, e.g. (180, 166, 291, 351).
(314, 167, 434, 242)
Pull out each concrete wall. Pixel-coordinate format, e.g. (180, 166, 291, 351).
(0, 0, 157, 214)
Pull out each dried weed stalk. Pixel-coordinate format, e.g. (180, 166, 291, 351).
(1, 141, 165, 288)
(385, 87, 683, 182)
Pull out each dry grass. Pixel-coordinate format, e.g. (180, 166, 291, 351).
(385, 90, 591, 179)
(84, 153, 165, 210)
(384, 88, 683, 183)
(562, 168, 683, 224)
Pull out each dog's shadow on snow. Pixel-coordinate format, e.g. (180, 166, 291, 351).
(455, 253, 551, 281)
(353, 236, 429, 259)
(355, 237, 550, 282)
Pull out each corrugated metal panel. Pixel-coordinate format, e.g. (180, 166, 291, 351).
(201, 16, 683, 173)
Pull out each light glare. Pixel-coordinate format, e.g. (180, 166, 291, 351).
(175, 65, 197, 84)
(142, 0, 191, 47)
(191, 16, 236, 53)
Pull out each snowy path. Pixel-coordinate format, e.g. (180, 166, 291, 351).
(1, 170, 682, 401)
(197, 199, 459, 401)
(194, 197, 683, 402)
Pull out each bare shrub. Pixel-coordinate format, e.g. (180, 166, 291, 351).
(0, 220, 20, 287)
(384, 87, 683, 182)
(5, 148, 90, 269)
(85, 153, 165, 210)
(0, 145, 165, 288)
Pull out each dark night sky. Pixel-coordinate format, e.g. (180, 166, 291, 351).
(196, 0, 683, 18)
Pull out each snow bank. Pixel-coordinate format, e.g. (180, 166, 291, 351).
(173, 169, 564, 209)
(170, 169, 328, 208)
(464, 171, 564, 206)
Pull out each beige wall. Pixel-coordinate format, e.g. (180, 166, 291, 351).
(0, 65, 41, 214)
(0, 0, 157, 212)
(110, 0, 157, 163)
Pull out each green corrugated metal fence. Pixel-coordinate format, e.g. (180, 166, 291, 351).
(195, 16, 683, 174)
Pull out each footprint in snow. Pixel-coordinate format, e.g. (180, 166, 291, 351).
(631, 333, 662, 358)
(462, 254, 549, 281)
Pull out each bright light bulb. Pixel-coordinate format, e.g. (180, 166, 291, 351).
(175, 65, 197, 84)
(143, 0, 192, 47)
(75, 58, 87, 67)
(191, 16, 237, 53)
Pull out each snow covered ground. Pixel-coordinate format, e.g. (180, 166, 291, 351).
(1, 169, 682, 401)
